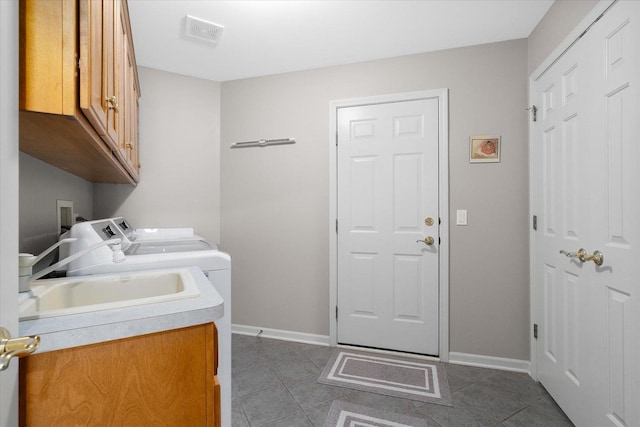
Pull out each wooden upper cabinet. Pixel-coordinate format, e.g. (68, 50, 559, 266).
(20, 0, 140, 184)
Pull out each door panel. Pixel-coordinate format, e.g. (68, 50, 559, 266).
(337, 98, 439, 355)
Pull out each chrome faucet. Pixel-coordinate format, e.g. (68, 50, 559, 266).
(19, 238, 125, 292)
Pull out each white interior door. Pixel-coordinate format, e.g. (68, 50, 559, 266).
(532, 28, 591, 426)
(337, 98, 440, 355)
(584, 2, 639, 425)
(532, 1, 640, 425)
(0, 1, 20, 426)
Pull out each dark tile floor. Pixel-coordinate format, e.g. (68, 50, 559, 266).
(231, 334, 574, 427)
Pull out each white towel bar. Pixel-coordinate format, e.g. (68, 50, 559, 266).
(230, 138, 295, 148)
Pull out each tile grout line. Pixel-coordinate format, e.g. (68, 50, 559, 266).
(283, 349, 335, 427)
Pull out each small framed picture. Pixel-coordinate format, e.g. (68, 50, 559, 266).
(470, 135, 500, 163)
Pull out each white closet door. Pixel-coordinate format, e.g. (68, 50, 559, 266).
(532, 29, 592, 427)
(532, 2, 640, 425)
(582, 2, 640, 425)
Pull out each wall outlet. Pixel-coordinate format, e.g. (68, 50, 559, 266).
(57, 200, 74, 236)
(456, 209, 468, 226)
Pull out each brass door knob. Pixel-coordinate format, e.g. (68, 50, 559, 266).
(417, 237, 435, 246)
(560, 248, 604, 266)
(579, 249, 604, 266)
(0, 327, 40, 371)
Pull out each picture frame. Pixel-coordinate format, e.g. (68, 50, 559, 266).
(469, 135, 500, 163)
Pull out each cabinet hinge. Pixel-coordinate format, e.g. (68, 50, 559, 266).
(533, 324, 538, 340)
(527, 105, 537, 122)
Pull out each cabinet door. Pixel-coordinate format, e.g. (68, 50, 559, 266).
(115, 0, 140, 180)
(20, 0, 76, 115)
(104, 0, 120, 148)
(78, 0, 118, 152)
(20, 324, 220, 426)
(115, 0, 127, 165)
(124, 41, 140, 180)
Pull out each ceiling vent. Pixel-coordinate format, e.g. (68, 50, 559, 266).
(184, 15, 224, 44)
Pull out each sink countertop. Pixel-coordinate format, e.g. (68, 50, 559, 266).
(19, 266, 224, 353)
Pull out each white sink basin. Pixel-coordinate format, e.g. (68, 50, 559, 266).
(19, 268, 200, 320)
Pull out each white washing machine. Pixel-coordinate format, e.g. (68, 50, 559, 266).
(63, 218, 232, 427)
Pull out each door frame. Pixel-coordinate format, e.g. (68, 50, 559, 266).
(528, 0, 615, 380)
(328, 89, 449, 361)
(0, 0, 20, 425)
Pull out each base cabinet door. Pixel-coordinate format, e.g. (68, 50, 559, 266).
(20, 324, 220, 427)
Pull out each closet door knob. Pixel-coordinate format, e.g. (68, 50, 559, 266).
(580, 250, 604, 266)
(560, 248, 604, 266)
(0, 327, 40, 371)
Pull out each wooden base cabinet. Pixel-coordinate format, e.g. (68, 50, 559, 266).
(20, 0, 140, 184)
(20, 324, 220, 427)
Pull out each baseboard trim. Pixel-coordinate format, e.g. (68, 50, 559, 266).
(232, 324, 330, 346)
(231, 326, 530, 374)
(448, 351, 531, 374)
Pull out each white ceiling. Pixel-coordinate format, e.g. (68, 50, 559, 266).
(127, 0, 554, 82)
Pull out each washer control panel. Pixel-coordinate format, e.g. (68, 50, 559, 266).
(89, 220, 127, 243)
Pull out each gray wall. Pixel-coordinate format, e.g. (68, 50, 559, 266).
(19, 153, 93, 254)
(528, 0, 599, 74)
(94, 67, 222, 243)
(221, 39, 531, 360)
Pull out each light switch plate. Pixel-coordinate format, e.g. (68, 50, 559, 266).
(456, 209, 467, 226)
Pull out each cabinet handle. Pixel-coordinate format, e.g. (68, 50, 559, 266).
(105, 96, 119, 113)
(125, 142, 134, 149)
